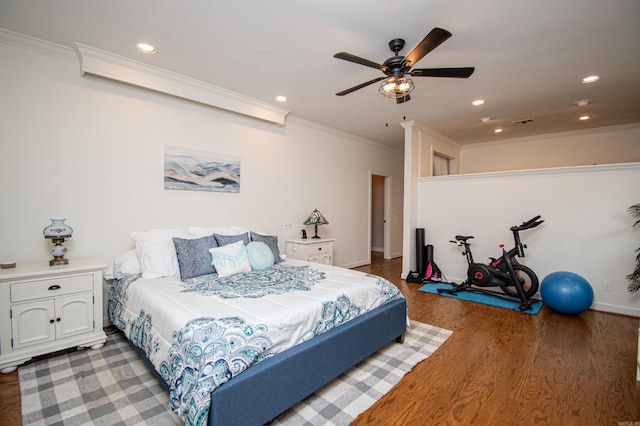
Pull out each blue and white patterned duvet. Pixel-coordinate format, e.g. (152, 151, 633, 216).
(108, 258, 404, 426)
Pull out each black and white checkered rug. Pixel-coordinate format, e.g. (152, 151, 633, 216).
(20, 321, 452, 426)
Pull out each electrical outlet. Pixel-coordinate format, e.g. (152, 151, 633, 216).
(603, 281, 613, 292)
(283, 223, 292, 230)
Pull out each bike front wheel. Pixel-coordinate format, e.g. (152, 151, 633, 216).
(500, 264, 539, 298)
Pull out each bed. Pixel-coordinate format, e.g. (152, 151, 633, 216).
(105, 227, 407, 426)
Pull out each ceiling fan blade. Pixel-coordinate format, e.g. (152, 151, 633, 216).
(396, 94, 411, 104)
(334, 52, 388, 72)
(336, 76, 386, 96)
(403, 27, 452, 68)
(411, 67, 475, 78)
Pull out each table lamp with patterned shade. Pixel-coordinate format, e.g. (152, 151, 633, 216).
(43, 218, 73, 266)
(303, 209, 329, 239)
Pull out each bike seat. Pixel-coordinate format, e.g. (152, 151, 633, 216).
(454, 235, 474, 242)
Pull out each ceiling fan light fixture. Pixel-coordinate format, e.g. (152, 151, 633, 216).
(379, 76, 414, 99)
(334, 28, 474, 103)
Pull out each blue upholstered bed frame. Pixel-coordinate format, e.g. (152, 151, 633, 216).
(131, 297, 407, 425)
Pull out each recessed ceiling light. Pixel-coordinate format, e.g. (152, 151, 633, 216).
(493, 128, 503, 133)
(578, 115, 591, 121)
(575, 99, 591, 107)
(472, 99, 485, 106)
(480, 117, 493, 123)
(581, 75, 600, 84)
(136, 43, 156, 54)
(275, 95, 287, 102)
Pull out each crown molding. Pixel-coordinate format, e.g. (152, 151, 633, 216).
(420, 161, 640, 182)
(460, 122, 640, 150)
(1, 28, 290, 125)
(400, 120, 461, 149)
(74, 43, 289, 126)
(0, 28, 76, 61)
(287, 116, 402, 153)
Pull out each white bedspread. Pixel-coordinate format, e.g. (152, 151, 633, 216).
(108, 258, 404, 426)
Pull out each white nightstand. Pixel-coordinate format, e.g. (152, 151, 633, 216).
(286, 238, 335, 265)
(0, 258, 107, 373)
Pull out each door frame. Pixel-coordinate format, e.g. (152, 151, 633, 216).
(368, 171, 392, 261)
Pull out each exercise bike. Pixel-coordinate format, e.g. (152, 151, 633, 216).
(438, 215, 544, 311)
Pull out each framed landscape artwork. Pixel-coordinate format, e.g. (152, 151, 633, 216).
(164, 145, 240, 193)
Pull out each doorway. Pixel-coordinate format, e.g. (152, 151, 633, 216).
(370, 173, 391, 261)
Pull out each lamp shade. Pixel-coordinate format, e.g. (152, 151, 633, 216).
(303, 209, 329, 226)
(43, 218, 73, 237)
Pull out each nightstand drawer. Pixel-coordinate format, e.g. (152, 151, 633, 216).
(307, 242, 333, 253)
(10, 274, 94, 303)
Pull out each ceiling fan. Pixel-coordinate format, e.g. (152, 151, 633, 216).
(334, 27, 475, 104)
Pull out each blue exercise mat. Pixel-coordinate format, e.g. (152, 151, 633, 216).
(418, 282, 543, 314)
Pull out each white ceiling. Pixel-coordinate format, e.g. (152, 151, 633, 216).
(1, 0, 639, 149)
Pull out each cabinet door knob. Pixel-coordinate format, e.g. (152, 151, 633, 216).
(56, 318, 61, 322)
(48, 285, 61, 291)
(49, 319, 55, 324)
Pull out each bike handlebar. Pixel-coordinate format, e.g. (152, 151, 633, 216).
(511, 215, 544, 232)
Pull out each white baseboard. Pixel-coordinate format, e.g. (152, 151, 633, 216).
(590, 302, 640, 317)
(401, 276, 640, 318)
(342, 252, 404, 270)
(341, 260, 370, 269)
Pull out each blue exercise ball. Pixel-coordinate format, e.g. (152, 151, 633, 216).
(540, 271, 594, 315)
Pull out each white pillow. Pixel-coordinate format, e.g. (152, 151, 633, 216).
(104, 249, 141, 280)
(189, 225, 249, 239)
(131, 229, 188, 279)
(208, 240, 251, 278)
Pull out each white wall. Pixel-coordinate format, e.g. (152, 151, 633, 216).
(401, 121, 462, 279)
(401, 119, 640, 316)
(0, 35, 404, 272)
(415, 163, 640, 317)
(460, 124, 640, 174)
(419, 126, 461, 177)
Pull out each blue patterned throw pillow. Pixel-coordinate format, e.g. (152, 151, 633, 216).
(173, 235, 218, 280)
(246, 241, 275, 271)
(250, 232, 283, 263)
(209, 240, 252, 277)
(214, 232, 250, 247)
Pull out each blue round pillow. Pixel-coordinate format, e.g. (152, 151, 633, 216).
(540, 271, 594, 315)
(246, 241, 275, 270)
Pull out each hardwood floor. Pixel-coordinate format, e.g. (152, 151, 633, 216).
(352, 257, 640, 425)
(1, 257, 638, 425)
(0, 368, 20, 425)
